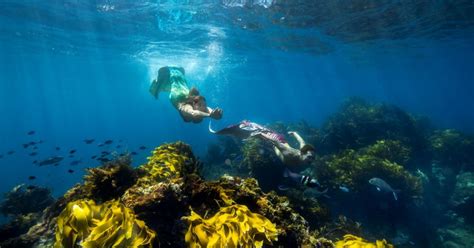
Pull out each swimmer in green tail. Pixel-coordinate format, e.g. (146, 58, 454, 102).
(150, 66, 223, 123)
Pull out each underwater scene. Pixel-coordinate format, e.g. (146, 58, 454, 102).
(1, 1, 474, 247)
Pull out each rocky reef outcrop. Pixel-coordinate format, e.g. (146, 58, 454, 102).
(0, 141, 393, 248)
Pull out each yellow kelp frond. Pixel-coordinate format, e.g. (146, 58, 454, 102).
(54, 199, 156, 248)
(139, 142, 197, 183)
(54, 199, 101, 248)
(182, 204, 278, 248)
(335, 234, 393, 248)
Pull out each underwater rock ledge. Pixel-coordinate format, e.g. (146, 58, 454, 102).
(0, 141, 393, 248)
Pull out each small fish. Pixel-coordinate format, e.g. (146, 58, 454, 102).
(339, 185, 350, 193)
(26, 185, 36, 190)
(98, 143, 104, 147)
(7, 150, 15, 155)
(139, 146, 146, 150)
(29, 152, 38, 156)
(369, 177, 399, 201)
(28, 176, 36, 180)
(55, 147, 61, 151)
(224, 158, 232, 166)
(28, 141, 36, 145)
(69, 149, 76, 154)
(27, 130, 35, 135)
(68, 155, 74, 158)
(84, 139, 95, 144)
(32, 146, 38, 150)
(116, 145, 122, 149)
(101, 151, 110, 155)
(119, 153, 125, 156)
(0, 154, 3, 159)
(91, 155, 97, 159)
(131, 152, 138, 155)
(33, 160, 37, 164)
(22, 143, 30, 148)
(283, 168, 324, 189)
(70, 160, 81, 166)
(68, 169, 74, 173)
(38, 156, 64, 166)
(104, 140, 113, 145)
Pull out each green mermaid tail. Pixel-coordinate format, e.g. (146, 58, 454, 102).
(150, 66, 190, 107)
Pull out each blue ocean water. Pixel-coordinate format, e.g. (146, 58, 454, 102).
(0, 0, 473, 237)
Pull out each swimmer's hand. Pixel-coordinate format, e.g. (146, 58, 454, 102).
(210, 108, 223, 120)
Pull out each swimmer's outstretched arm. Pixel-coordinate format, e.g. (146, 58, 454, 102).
(178, 104, 211, 118)
(288, 131, 306, 149)
(178, 104, 223, 120)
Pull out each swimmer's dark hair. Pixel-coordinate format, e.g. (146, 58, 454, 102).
(189, 87, 200, 97)
(157, 66, 185, 86)
(300, 144, 315, 154)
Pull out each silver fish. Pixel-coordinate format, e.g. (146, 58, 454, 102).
(369, 177, 399, 200)
(38, 156, 64, 166)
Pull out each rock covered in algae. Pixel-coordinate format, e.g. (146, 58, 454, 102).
(54, 199, 155, 248)
(83, 154, 139, 202)
(0, 184, 54, 216)
(449, 172, 474, 223)
(182, 204, 278, 248)
(429, 129, 474, 172)
(318, 98, 429, 155)
(0, 212, 40, 244)
(316, 144, 422, 200)
(0, 141, 392, 248)
(137, 142, 199, 185)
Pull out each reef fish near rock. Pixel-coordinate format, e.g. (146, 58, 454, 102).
(369, 177, 399, 201)
(38, 156, 64, 166)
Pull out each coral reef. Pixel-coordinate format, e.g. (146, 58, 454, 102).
(54, 199, 155, 248)
(335, 234, 393, 248)
(182, 204, 278, 248)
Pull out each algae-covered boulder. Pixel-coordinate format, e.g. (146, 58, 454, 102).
(450, 172, 474, 223)
(430, 129, 474, 172)
(83, 155, 139, 203)
(316, 147, 422, 200)
(318, 98, 429, 156)
(0, 184, 54, 216)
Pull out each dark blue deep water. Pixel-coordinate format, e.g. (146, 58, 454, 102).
(1, 1, 474, 247)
